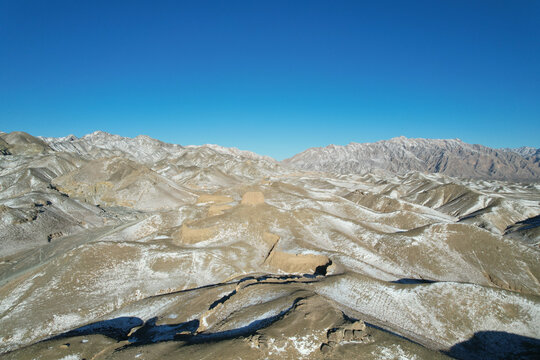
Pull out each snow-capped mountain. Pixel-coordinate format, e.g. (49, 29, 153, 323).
(39, 131, 277, 165)
(283, 136, 540, 180)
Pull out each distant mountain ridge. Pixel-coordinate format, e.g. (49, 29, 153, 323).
(283, 136, 540, 181)
(2, 131, 538, 181)
(38, 131, 277, 164)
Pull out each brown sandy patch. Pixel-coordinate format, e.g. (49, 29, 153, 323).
(150, 257, 183, 272)
(263, 232, 280, 246)
(197, 194, 233, 204)
(207, 204, 233, 217)
(241, 191, 265, 205)
(174, 224, 215, 245)
(265, 249, 330, 274)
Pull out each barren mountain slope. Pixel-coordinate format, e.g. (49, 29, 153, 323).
(1, 131, 539, 360)
(283, 137, 540, 180)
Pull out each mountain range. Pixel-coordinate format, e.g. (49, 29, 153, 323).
(0, 130, 539, 359)
(283, 136, 540, 181)
(2, 131, 538, 181)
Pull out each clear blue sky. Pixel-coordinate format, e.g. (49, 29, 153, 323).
(1, 0, 539, 159)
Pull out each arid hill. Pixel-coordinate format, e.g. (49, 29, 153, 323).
(0, 131, 539, 359)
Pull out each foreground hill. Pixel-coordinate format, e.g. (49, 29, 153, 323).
(283, 136, 540, 181)
(0, 131, 539, 359)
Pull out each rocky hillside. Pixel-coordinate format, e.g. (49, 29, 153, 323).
(1, 131, 539, 359)
(283, 137, 540, 181)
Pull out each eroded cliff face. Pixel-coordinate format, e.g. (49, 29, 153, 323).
(0, 131, 539, 359)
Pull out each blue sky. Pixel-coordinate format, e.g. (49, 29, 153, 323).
(1, 0, 539, 159)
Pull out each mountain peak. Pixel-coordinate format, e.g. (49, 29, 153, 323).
(85, 130, 111, 137)
(284, 137, 539, 180)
